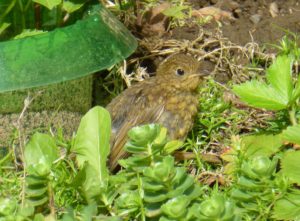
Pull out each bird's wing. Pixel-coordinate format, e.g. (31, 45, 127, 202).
(106, 81, 165, 170)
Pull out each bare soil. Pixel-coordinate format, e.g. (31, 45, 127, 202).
(188, 0, 300, 46)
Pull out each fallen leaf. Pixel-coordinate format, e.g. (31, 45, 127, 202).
(192, 6, 234, 21)
(136, 2, 171, 37)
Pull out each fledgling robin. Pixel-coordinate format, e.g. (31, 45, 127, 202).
(106, 53, 207, 170)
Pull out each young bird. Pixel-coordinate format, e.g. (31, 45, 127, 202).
(106, 53, 207, 170)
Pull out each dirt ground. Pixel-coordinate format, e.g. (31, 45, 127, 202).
(184, 0, 300, 46)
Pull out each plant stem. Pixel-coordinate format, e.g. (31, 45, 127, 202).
(295, 60, 299, 75)
(17, 0, 26, 30)
(0, 0, 17, 23)
(34, 3, 41, 29)
(56, 1, 64, 27)
(0, 150, 13, 166)
(289, 106, 297, 126)
(48, 181, 56, 216)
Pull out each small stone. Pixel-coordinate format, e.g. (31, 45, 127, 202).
(269, 2, 279, 17)
(250, 14, 262, 24)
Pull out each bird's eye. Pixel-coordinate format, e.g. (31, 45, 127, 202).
(176, 68, 185, 76)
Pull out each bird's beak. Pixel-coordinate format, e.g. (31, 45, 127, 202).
(189, 70, 210, 79)
(197, 65, 211, 77)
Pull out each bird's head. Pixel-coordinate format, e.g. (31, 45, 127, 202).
(156, 53, 208, 91)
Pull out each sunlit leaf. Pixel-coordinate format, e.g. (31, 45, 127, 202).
(190, 194, 236, 220)
(266, 55, 293, 102)
(24, 133, 59, 175)
(233, 80, 288, 110)
(281, 124, 300, 145)
(0, 198, 17, 216)
(272, 189, 300, 220)
(241, 134, 283, 158)
(291, 73, 300, 102)
(281, 150, 300, 184)
(33, 0, 62, 10)
(0, 23, 10, 35)
(161, 195, 190, 218)
(63, 1, 84, 13)
(164, 140, 183, 154)
(162, 5, 189, 19)
(73, 106, 111, 190)
(14, 29, 46, 39)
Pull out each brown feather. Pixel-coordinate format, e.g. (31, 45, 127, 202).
(106, 53, 205, 170)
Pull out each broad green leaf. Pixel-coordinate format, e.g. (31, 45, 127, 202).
(281, 150, 300, 184)
(80, 164, 102, 201)
(81, 203, 97, 221)
(162, 5, 189, 19)
(63, 1, 84, 13)
(24, 133, 58, 174)
(18, 204, 35, 217)
(32, 0, 61, 10)
(233, 80, 288, 110)
(272, 189, 300, 220)
(33, 213, 45, 221)
(0, 23, 10, 35)
(241, 134, 283, 158)
(72, 106, 111, 189)
(266, 55, 293, 102)
(282, 125, 300, 145)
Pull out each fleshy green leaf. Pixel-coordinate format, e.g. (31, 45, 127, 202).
(32, 0, 62, 10)
(248, 156, 277, 177)
(161, 195, 190, 218)
(143, 156, 174, 182)
(127, 124, 161, 147)
(125, 124, 167, 155)
(281, 124, 300, 145)
(24, 133, 58, 175)
(115, 191, 140, 213)
(281, 150, 300, 184)
(232, 80, 288, 110)
(190, 194, 236, 221)
(266, 55, 293, 102)
(73, 106, 111, 190)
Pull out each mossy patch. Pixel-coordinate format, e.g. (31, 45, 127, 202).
(0, 76, 93, 114)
